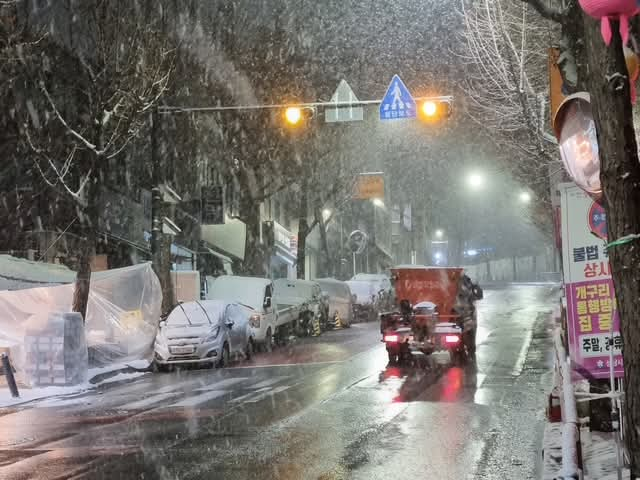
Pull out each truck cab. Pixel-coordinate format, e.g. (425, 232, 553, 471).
(206, 276, 278, 351)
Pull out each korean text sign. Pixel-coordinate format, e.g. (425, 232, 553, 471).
(560, 183, 622, 379)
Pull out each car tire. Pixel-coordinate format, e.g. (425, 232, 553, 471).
(264, 327, 273, 352)
(153, 361, 170, 373)
(245, 338, 254, 360)
(387, 351, 397, 365)
(216, 343, 229, 368)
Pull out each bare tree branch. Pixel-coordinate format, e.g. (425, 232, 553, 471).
(520, 0, 567, 23)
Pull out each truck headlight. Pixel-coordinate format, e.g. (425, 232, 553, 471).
(250, 314, 261, 328)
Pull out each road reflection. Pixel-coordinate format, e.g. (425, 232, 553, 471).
(378, 362, 480, 403)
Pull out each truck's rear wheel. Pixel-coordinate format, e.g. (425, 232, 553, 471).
(387, 351, 398, 365)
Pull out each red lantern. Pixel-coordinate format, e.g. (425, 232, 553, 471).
(579, 0, 639, 45)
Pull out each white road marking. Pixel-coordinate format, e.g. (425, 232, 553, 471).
(169, 390, 227, 408)
(195, 377, 248, 391)
(122, 393, 181, 410)
(512, 328, 533, 376)
(244, 385, 290, 403)
(250, 376, 291, 389)
(228, 387, 271, 404)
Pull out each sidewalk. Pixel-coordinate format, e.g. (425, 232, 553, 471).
(0, 360, 150, 408)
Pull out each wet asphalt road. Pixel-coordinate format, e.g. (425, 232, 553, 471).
(0, 284, 558, 480)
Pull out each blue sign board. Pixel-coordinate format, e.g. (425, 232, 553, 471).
(379, 75, 416, 120)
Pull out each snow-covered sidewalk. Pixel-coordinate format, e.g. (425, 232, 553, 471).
(541, 421, 632, 479)
(581, 428, 631, 480)
(0, 360, 150, 408)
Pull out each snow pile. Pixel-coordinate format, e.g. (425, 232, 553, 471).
(582, 429, 630, 480)
(0, 365, 148, 408)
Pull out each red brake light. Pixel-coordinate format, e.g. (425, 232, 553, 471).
(444, 335, 460, 344)
(384, 334, 399, 343)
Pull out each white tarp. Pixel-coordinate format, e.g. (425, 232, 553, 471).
(0, 254, 76, 290)
(0, 263, 161, 385)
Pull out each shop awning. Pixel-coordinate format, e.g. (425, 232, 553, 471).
(200, 217, 246, 260)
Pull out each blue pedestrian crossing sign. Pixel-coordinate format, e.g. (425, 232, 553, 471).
(379, 75, 416, 120)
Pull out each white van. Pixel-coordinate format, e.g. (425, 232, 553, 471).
(206, 276, 278, 351)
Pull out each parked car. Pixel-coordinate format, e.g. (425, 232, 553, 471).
(315, 278, 353, 328)
(206, 275, 297, 351)
(154, 300, 253, 369)
(273, 279, 326, 336)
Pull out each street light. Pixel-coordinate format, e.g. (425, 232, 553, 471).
(322, 208, 332, 219)
(435, 229, 444, 239)
(422, 100, 438, 117)
(372, 198, 384, 207)
(284, 107, 302, 125)
(467, 172, 484, 190)
(519, 191, 532, 204)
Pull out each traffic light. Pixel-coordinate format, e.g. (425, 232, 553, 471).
(283, 106, 315, 126)
(419, 99, 452, 122)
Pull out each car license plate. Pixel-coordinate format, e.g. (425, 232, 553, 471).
(170, 345, 195, 355)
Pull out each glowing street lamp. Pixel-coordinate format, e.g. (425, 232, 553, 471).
(519, 191, 532, 204)
(467, 172, 484, 190)
(435, 229, 444, 239)
(372, 198, 385, 208)
(284, 107, 302, 125)
(422, 100, 438, 117)
(322, 208, 332, 219)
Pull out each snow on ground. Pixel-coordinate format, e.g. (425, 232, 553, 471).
(0, 362, 150, 408)
(582, 429, 631, 480)
(87, 359, 151, 380)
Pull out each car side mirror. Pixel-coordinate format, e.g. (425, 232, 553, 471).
(263, 296, 272, 309)
(225, 320, 234, 328)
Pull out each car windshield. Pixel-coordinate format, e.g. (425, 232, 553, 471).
(2, 1, 612, 478)
(165, 301, 223, 326)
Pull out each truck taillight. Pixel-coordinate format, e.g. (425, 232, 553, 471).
(250, 314, 261, 328)
(444, 334, 460, 344)
(384, 334, 399, 343)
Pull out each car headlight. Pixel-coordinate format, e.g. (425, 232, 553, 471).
(250, 314, 261, 328)
(203, 326, 220, 343)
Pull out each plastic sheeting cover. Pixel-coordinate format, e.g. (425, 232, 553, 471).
(0, 263, 161, 384)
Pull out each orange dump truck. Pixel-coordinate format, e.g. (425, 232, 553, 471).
(380, 266, 482, 365)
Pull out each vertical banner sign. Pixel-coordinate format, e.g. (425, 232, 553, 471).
(560, 183, 623, 379)
(201, 186, 225, 225)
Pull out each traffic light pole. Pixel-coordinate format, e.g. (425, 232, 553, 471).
(158, 95, 453, 115)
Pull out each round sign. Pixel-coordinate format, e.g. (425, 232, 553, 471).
(554, 93, 602, 199)
(588, 201, 607, 240)
(348, 230, 368, 254)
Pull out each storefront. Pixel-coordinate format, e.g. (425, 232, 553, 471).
(268, 221, 296, 279)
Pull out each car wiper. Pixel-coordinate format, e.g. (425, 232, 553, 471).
(177, 301, 193, 325)
(195, 300, 213, 324)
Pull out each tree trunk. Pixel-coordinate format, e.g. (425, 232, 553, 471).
(315, 208, 332, 277)
(296, 181, 309, 280)
(71, 153, 99, 321)
(150, 110, 175, 318)
(584, 16, 640, 474)
(241, 203, 267, 276)
(72, 208, 96, 320)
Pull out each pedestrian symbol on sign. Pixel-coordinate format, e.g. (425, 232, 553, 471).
(380, 75, 416, 120)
